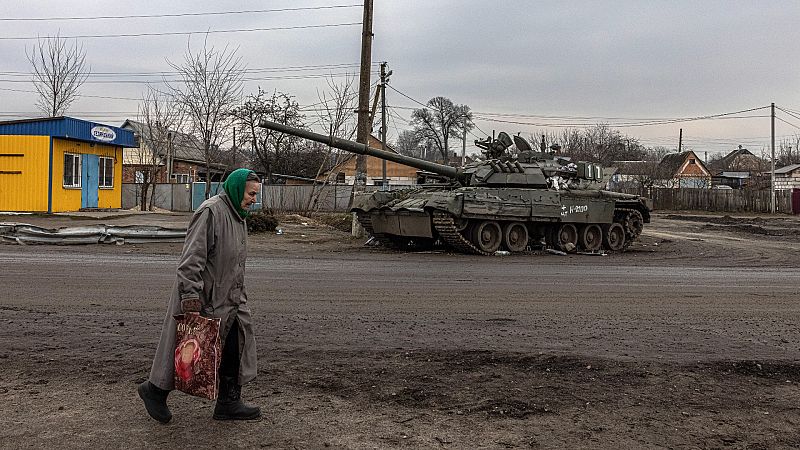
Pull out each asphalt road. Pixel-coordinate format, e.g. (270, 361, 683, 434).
(3, 246, 798, 363)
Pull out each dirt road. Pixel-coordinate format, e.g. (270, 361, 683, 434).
(1, 212, 799, 449)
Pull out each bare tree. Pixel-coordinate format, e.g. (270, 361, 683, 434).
(312, 75, 358, 181)
(26, 33, 89, 117)
(232, 88, 305, 183)
(778, 135, 800, 167)
(395, 130, 424, 158)
(316, 74, 358, 141)
(410, 96, 473, 164)
(134, 86, 184, 210)
(530, 125, 647, 165)
(169, 39, 244, 198)
(305, 75, 359, 210)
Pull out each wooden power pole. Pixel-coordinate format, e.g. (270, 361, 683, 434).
(380, 62, 389, 190)
(355, 0, 374, 187)
(771, 102, 776, 214)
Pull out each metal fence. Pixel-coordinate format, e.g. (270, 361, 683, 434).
(123, 182, 355, 213)
(122, 183, 194, 211)
(615, 187, 793, 214)
(262, 184, 354, 212)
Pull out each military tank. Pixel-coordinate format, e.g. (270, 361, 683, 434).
(259, 120, 652, 255)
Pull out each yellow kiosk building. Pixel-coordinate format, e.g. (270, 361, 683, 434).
(0, 117, 136, 213)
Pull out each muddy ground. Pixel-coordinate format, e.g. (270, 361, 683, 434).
(1, 211, 799, 449)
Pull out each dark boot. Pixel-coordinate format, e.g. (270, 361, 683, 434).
(213, 376, 261, 420)
(138, 381, 172, 424)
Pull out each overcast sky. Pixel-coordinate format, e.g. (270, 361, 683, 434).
(1, 0, 799, 157)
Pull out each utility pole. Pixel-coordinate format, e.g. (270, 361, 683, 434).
(461, 115, 467, 166)
(380, 62, 390, 191)
(678, 128, 683, 153)
(166, 131, 173, 183)
(355, 0, 373, 188)
(771, 102, 776, 214)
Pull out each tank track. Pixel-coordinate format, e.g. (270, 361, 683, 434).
(614, 207, 644, 250)
(432, 211, 490, 256)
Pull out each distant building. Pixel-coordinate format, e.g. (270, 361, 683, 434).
(317, 135, 419, 187)
(708, 146, 766, 189)
(609, 160, 660, 192)
(657, 151, 712, 188)
(0, 117, 136, 212)
(121, 119, 227, 184)
(774, 163, 800, 191)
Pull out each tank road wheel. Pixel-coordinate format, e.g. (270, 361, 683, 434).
(579, 224, 603, 252)
(602, 223, 626, 251)
(503, 222, 529, 252)
(470, 220, 502, 253)
(550, 223, 578, 252)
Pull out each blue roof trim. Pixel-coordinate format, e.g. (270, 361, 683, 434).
(0, 116, 136, 148)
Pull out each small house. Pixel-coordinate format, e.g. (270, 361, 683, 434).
(609, 160, 661, 192)
(774, 164, 800, 191)
(657, 151, 712, 188)
(708, 146, 765, 189)
(121, 120, 227, 184)
(318, 135, 419, 187)
(0, 117, 136, 212)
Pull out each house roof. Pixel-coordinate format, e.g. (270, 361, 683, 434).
(709, 147, 762, 172)
(0, 116, 136, 147)
(659, 151, 709, 176)
(121, 119, 222, 167)
(775, 163, 800, 174)
(322, 134, 400, 170)
(715, 171, 751, 179)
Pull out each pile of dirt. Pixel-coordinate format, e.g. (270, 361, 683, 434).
(665, 213, 800, 238)
(311, 213, 353, 233)
(276, 212, 354, 234)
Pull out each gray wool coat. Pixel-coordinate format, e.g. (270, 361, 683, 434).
(149, 191, 257, 390)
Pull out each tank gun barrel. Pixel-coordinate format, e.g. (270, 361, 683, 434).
(258, 120, 463, 182)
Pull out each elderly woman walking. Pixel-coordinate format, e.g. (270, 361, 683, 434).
(138, 169, 262, 423)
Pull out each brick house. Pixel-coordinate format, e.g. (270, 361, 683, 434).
(774, 163, 800, 190)
(120, 120, 226, 184)
(318, 134, 419, 187)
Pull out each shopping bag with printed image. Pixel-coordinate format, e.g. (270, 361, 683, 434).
(173, 313, 221, 400)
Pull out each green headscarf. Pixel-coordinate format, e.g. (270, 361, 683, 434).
(223, 168, 255, 218)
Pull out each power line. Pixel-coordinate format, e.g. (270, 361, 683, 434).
(0, 5, 360, 22)
(776, 116, 800, 131)
(0, 62, 374, 77)
(0, 71, 378, 84)
(389, 85, 770, 129)
(0, 22, 362, 40)
(0, 86, 142, 101)
(387, 85, 427, 108)
(776, 106, 800, 123)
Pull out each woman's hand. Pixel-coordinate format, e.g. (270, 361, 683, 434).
(181, 298, 203, 314)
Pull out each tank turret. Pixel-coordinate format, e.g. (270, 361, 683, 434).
(258, 119, 652, 256)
